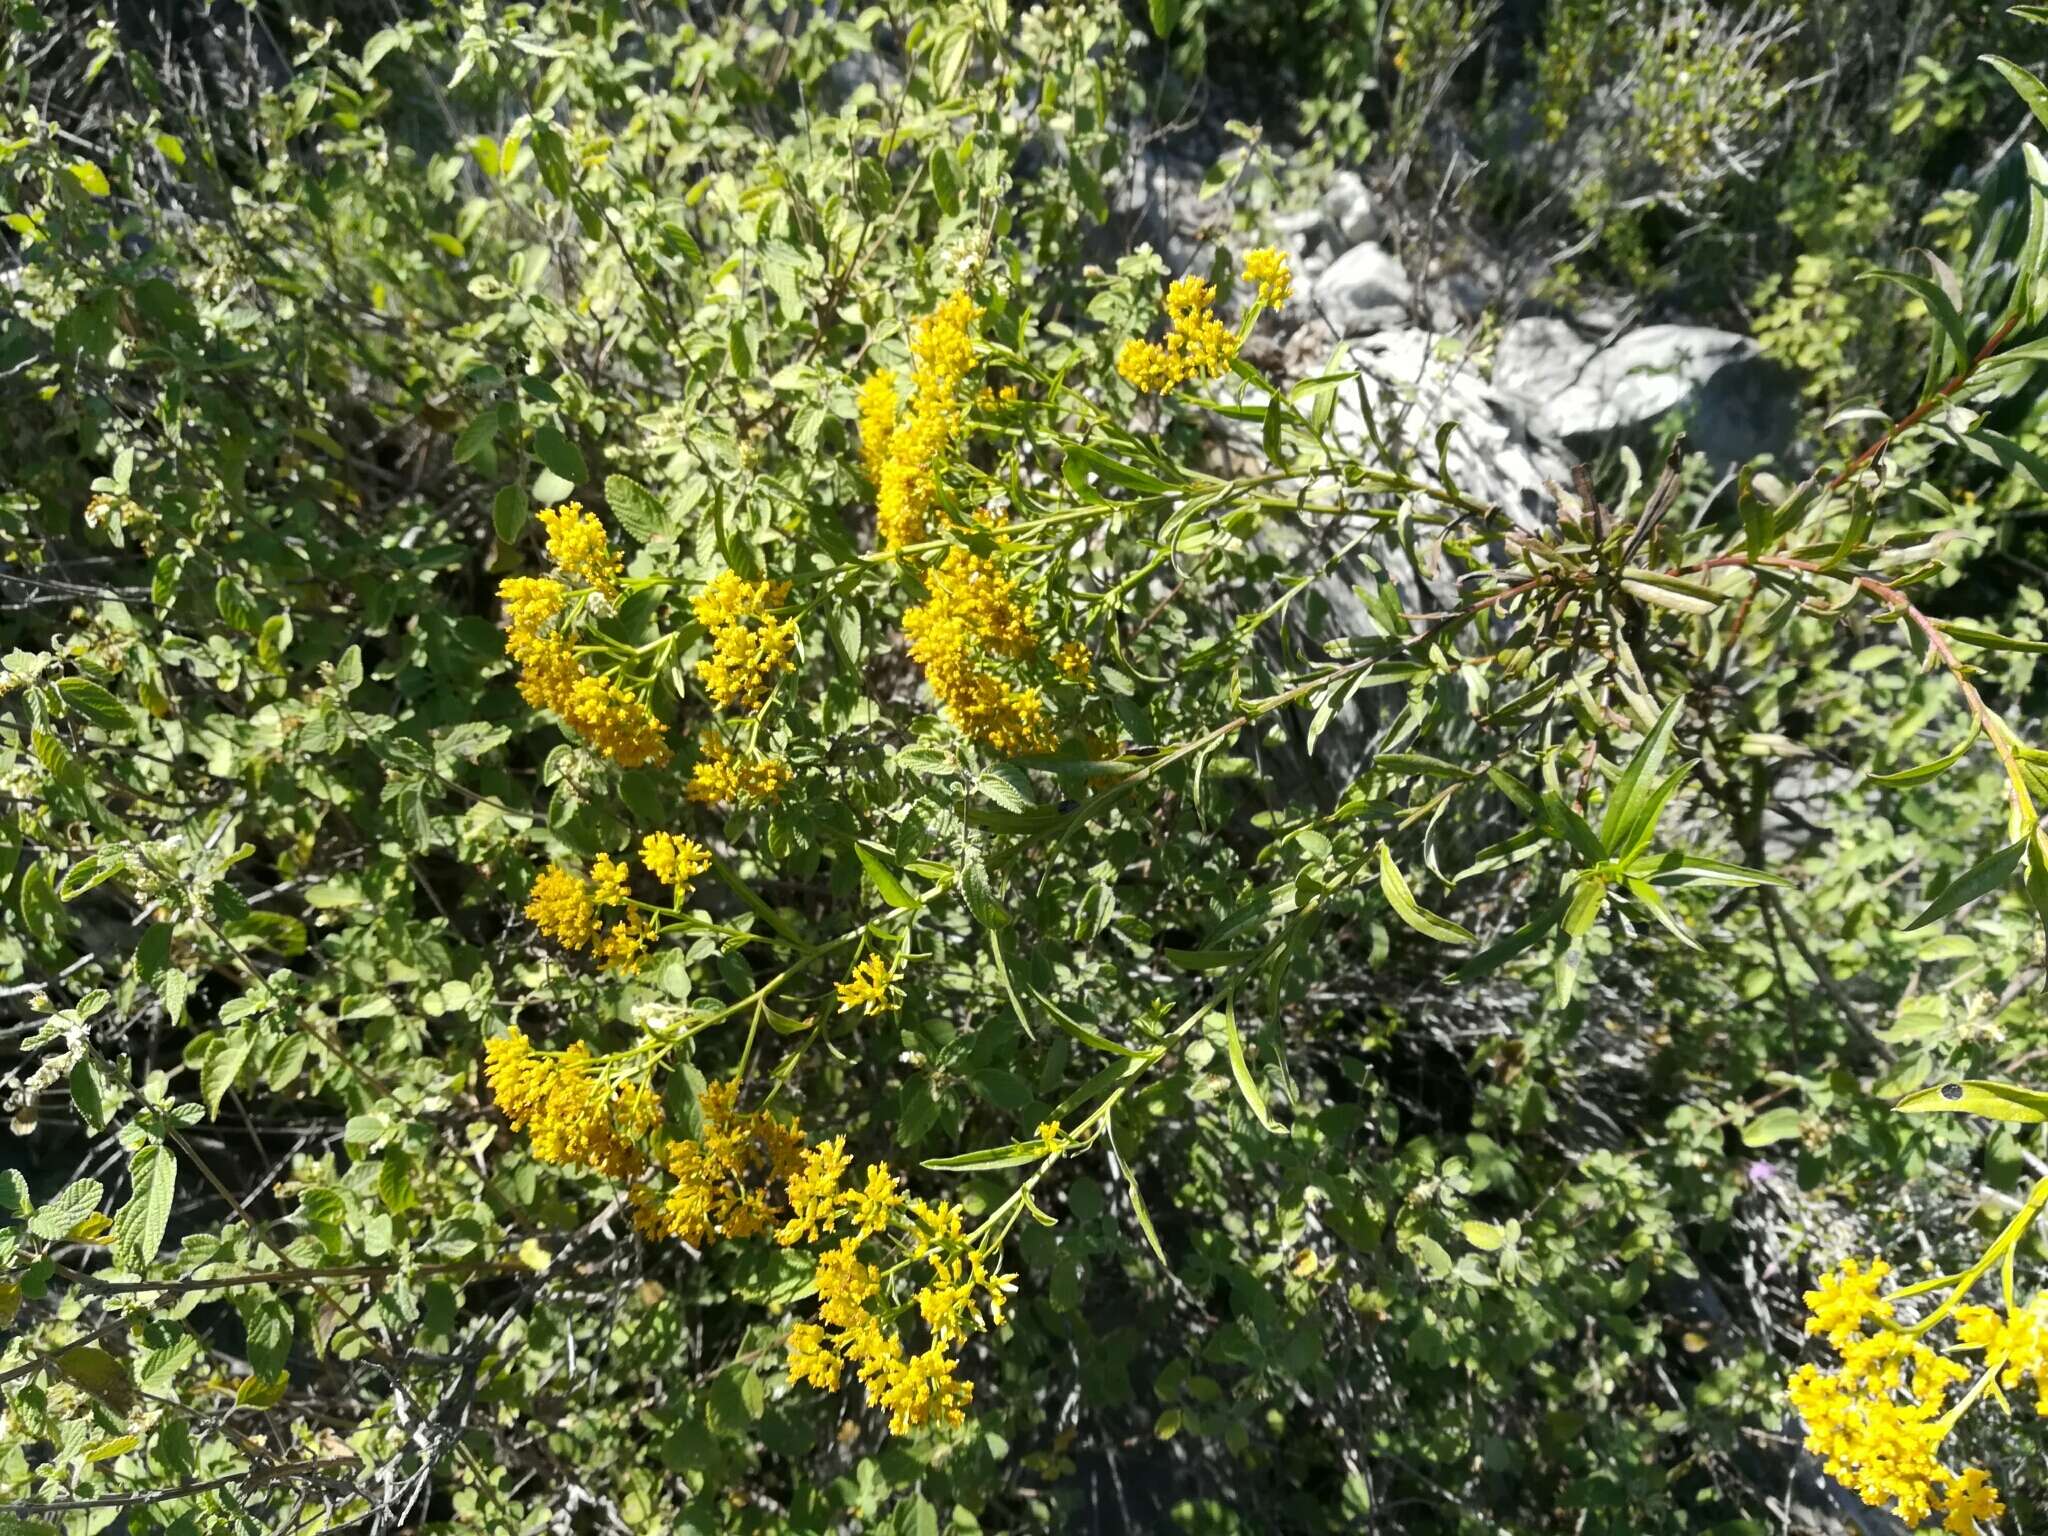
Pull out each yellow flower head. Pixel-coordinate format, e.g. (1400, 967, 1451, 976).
(1240, 246, 1294, 309)
(1052, 640, 1091, 681)
(499, 576, 567, 638)
(692, 569, 797, 712)
(1943, 1467, 2005, 1533)
(483, 1028, 659, 1178)
(687, 733, 793, 807)
(902, 546, 1056, 756)
(858, 369, 900, 486)
(503, 624, 670, 769)
(1121, 272, 1241, 395)
(844, 1162, 904, 1237)
(592, 909, 654, 975)
(865, 292, 981, 548)
(640, 831, 713, 898)
(589, 852, 632, 909)
(538, 502, 624, 601)
(875, 1343, 973, 1435)
(1805, 1258, 1895, 1349)
(526, 864, 599, 951)
(641, 1080, 809, 1249)
(836, 954, 901, 1016)
(787, 1322, 844, 1391)
(779, 1135, 852, 1247)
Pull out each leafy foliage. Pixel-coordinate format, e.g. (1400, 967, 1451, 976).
(8, 3, 2048, 1534)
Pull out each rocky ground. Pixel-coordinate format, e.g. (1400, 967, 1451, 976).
(1113, 147, 1801, 524)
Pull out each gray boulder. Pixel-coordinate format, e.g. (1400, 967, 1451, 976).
(1322, 170, 1382, 247)
(1313, 242, 1413, 337)
(1491, 317, 1597, 401)
(1514, 324, 1795, 468)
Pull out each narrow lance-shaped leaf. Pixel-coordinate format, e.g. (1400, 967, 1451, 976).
(1895, 1079, 2048, 1124)
(1220, 1006, 1279, 1133)
(1376, 843, 1475, 945)
(1869, 720, 1979, 788)
(1107, 1117, 1168, 1268)
(1903, 837, 2026, 931)
(1599, 695, 1684, 855)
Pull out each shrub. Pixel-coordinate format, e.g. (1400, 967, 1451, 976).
(9, 4, 2048, 1534)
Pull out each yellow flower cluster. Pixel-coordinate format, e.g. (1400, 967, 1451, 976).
(1786, 1258, 2002, 1532)
(537, 501, 623, 601)
(483, 1027, 661, 1178)
(1955, 1298, 2048, 1412)
(693, 569, 797, 712)
(1241, 245, 1294, 309)
(858, 369, 900, 487)
(611, 1078, 1010, 1435)
(500, 577, 669, 770)
(902, 546, 1055, 756)
(784, 1190, 1008, 1434)
(836, 954, 901, 1015)
(687, 732, 793, 808)
(640, 831, 712, 899)
(863, 293, 982, 549)
(523, 860, 655, 974)
(1117, 273, 1240, 395)
(632, 1079, 808, 1248)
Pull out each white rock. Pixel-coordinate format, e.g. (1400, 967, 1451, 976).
(1525, 324, 1794, 466)
(1313, 242, 1413, 337)
(1492, 317, 1596, 401)
(1322, 170, 1381, 246)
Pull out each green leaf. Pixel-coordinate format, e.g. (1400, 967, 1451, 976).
(453, 411, 498, 465)
(1148, 0, 1180, 38)
(1987, 55, 2048, 136)
(1450, 895, 1570, 983)
(1376, 843, 1474, 945)
(1220, 1006, 1278, 1133)
(1562, 875, 1608, 939)
(1060, 445, 1180, 496)
(55, 676, 131, 730)
(67, 160, 111, 197)
(928, 145, 960, 217)
(1107, 1117, 1168, 1268)
(1460, 1220, 1505, 1251)
(493, 484, 529, 542)
(1904, 838, 2026, 931)
(1740, 1107, 1803, 1146)
(977, 763, 1036, 812)
(28, 1178, 103, 1239)
(532, 424, 588, 485)
(853, 844, 919, 910)
(57, 1346, 135, 1410)
(1938, 621, 2048, 654)
(1868, 721, 1979, 788)
(59, 851, 123, 900)
(1895, 1079, 2048, 1124)
(1637, 850, 1790, 889)
(1866, 259, 1972, 376)
(112, 1145, 176, 1271)
(202, 1031, 255, 1118)
(923, 1141, 1047, 1171)
(606, 474, 670, 543)
(1598, 697, 1681, 855)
